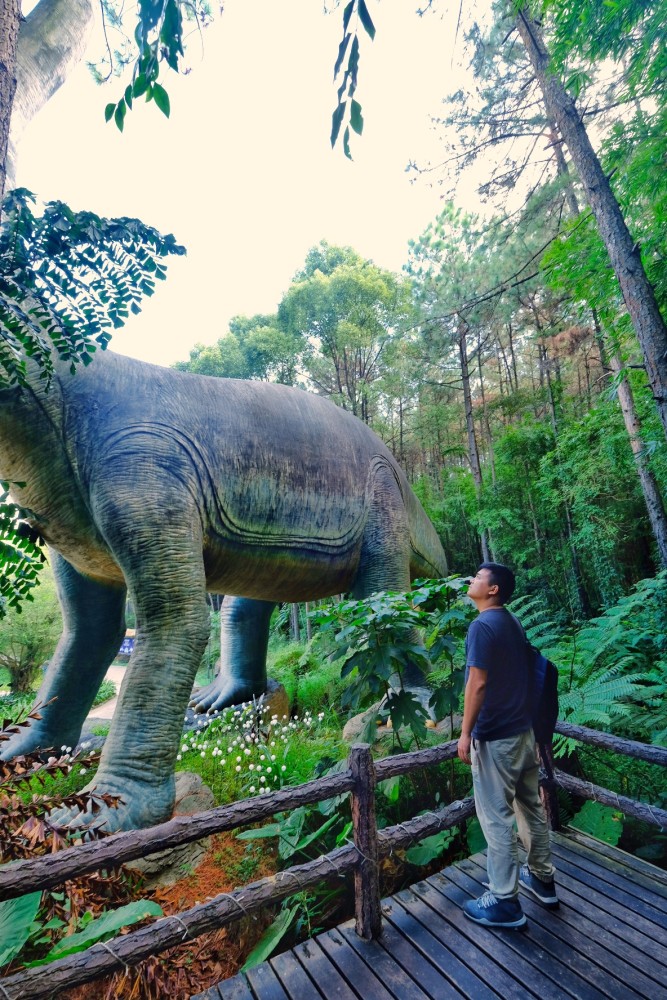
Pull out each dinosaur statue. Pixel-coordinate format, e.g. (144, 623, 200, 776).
(0, 350, 447, 831)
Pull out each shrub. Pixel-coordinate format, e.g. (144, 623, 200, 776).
(0, 563, 61, 694)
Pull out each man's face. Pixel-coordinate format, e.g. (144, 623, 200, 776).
(467, 567, 496, 603)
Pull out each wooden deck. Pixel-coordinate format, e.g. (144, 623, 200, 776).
(193, 829, 667, 1000)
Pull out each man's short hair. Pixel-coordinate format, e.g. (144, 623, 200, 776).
(479, 562, 516, 604)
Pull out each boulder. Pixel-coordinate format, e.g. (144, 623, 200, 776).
(124, 772, 215, 889)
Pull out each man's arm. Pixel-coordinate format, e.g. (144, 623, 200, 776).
(458, 666, 487, 764)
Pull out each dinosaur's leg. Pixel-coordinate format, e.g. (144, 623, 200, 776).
(0, 550, 126, 759)
(56, 461, 211, 832)
(352, 463, 427, 691)
(191, 596, 275, 713)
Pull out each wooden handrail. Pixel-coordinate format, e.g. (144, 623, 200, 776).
(1, 721, 664, 998)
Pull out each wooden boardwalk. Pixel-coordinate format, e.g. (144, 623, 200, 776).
(193, 829, 667, 1000)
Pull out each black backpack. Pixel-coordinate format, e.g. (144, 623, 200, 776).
(530, 647, 559, 747)
(509, 612, 559, 747)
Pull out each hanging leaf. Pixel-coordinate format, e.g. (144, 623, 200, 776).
(331, 102, 347, 148)
(152, 83, 171, 118)
(350, 99, 364, 135)
(357, 0, 376, 40)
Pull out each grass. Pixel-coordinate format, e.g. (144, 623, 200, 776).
(177, 702, 348, 807)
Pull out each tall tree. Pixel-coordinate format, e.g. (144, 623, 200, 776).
(514, 4, 667, 442)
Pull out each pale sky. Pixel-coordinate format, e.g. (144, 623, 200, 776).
(17, 0, 479, 367)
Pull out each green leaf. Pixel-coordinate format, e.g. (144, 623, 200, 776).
(343, 125, 352, 160)
(406, 829, 454, 866)
(236, 823, 282, 842)
(466, 817, 487, 854)
(331, 102, 346, 148)
(133, 73, 149, 98)
(124, 84, 133, 110)
(570, 801, 623, 845)
(379, 775, 401, 803)
(114, 99, 126, 133)
(350, 99, 364, 135)
(41, 901, 163, 962)
(241, 904, 298, 971)
(104, 102, 116, 123)
(357, 0, 376, 39)
(152, 83, 171, 118)
(0, 892, 41, 966)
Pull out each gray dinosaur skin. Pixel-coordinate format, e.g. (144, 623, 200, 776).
(0, 351, 447, 831)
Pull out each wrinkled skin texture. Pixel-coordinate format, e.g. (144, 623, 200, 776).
(0, 352, 447, 831)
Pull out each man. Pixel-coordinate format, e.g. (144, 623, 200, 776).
(458, 562, 558, 928)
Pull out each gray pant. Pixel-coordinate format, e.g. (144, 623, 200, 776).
(471, 729, 555, 899)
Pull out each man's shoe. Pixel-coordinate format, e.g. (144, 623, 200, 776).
(462, 890, 527, 928)
(519, 864, 559, 908)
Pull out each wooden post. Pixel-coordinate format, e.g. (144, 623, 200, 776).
(349, 743, 382, 939)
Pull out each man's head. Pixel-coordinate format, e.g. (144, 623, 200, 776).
(467, 562, 516, 609)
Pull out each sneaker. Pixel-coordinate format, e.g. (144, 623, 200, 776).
(519, 864, 559, 908)
(463, 890, 527, 928)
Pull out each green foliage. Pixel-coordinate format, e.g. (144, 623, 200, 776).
(177, 703, 347, 806)
(570, 800, 623, 846)
(312, 579, 473, 746)
(0, 893, 41, 967)
(0, 562, 61, 693)
(267, 641, 345, 717)
(0, 189, 184, 390)
(405, 828, 456, 866)
(35, 900, 163, 964)
(331, 1, 376, 158)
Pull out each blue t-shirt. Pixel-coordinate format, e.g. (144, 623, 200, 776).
(465, 607, 532, 741)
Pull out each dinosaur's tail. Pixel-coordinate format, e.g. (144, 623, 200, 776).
(406, 488, 448, 580)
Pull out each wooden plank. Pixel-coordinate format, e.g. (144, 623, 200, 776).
(190, 988, 224, 1000)
(559, 828, 667, 889)
(245, 962, 290, 1000)
(336, 921, 433, 1000)
(429, 870, 609, 1000)
(552, 834, 667, 904)
(391, 886, 537, 1000)
(317, 927, 395, 1000)
(215, 976, 255, 1000)
(463, 855, 666, 1000)
(445, 861, 648, 1000)
(293, 938, 360, 999)
(270, 951, 324, 999)
(549, 850, 667, 946)
(387, 889, 516, 1000)
(545, 865, 667, 969)
(549, 842, 667, 926)
(376, 915, 464, 999)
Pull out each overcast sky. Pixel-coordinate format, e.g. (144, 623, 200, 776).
(17, 0, 480, 366)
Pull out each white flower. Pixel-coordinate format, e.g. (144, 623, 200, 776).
(244, 748, 251, 756)
(249, 785, 256, 793)
(201, 751, 206, 758)
(260, 754, 265, 761)
(260, 776, 266, 783)
(79, 768, 87, 775)
(220, 759, 226, 766)
(235, 765, 241, 772)
(176, 755, 182, 762)
(266, 766, 272, 773)
(249, 763, 255, 770)
(181, 746, 188, 754)
(271, 754, 276, 761)
(236, 756, 242, 762)
(281, 765, 287, 772)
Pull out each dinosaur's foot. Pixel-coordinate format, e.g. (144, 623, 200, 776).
(0, 718, 82, 762)
(49, 775, 175, 834)
(189, 676, 265, 715)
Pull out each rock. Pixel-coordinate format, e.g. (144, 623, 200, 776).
(342, 702, 382, 742)
(124, 772, 215, 889)
(184, 678, 290, 733)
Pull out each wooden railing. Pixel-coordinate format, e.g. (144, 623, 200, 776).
(1, 724, 665, 1000)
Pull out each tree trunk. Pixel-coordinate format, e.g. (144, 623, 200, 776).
(290, 603, 301, 643)
(610, 355, 667, 568)
(0, 0, 21, 206)
(458, 319, 490, 561)
(6, 0, 94, 196)
(549, 113, 667, 570)
(516, 7, 667, 442)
